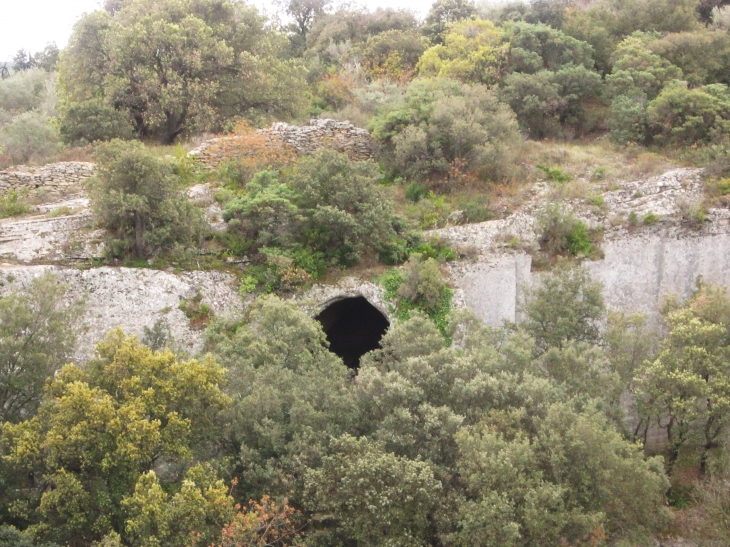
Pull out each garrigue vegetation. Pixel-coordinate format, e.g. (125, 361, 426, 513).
(3, 0, 730, 544)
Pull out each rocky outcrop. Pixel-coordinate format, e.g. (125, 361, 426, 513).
(0, 265, 241, 361)
(189, 119, 376, 168)
(0, 162, 94, 195)
(432, 167, 730, 327)
(0, 202, 103, 263)
(296, 277, 391, 320)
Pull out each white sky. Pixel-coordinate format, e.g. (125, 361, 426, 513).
(0, 0, 433, 63)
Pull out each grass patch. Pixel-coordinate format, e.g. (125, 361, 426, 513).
(536, 164, 571, 183)
(49, 206, 75, 217)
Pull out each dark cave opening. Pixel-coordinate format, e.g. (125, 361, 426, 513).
(315, 296, 390, 370)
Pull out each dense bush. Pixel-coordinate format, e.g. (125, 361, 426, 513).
(0, 111, 60, 165)
(1, 330, 229, 545)
(537, 203, 596, 259)
(0, 274, 84, 424)
(223, 151, 405, 278)
(646, 82, 730, 147)
(372, 78, 521, 185)
(359, 29, 428, 81)
(58, 99, 136, 145)
(418, 20, 508, 84)
(0, 268, 690, 547)
(88, 139, 204, 258)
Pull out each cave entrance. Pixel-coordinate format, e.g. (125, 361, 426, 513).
(315, 296, 390, 370)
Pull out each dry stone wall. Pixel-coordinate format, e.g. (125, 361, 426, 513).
(189, 119, 376, 168)
(0, 162, 94, 195)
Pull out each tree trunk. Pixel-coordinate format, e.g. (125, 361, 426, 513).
(134, 211, 145, 258)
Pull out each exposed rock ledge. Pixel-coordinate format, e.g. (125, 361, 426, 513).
(0, 265, 241, 362)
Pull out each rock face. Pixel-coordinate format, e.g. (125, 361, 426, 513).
(432, 167, 730, 326)
(0, 198, 103, 263)
(0, 162, 94, 196)
(296, 277, 391, 321)
(0, 265, 241, 361)
(189, 119, 376, 168)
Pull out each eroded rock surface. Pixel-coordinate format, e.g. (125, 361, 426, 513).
(431, 167, 730, 327)
(0, 265, 241, 361)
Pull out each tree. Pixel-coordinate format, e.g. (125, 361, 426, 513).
(305, 7, 418, 62)
(123, 465, 233, 547)
(360, 29, 428, 81)
(207, 296, 356, 502)
(0, 526, 57, 547)
(646, 82, 730, 147)
(304, 435, 441, 547)
(453, 404, 671, 547)
(634, 285, 730, 470)
(0, 112, 60, 165)
(372, 78, 521, 185)
(423, 0, 477, 44)
(58, 100, 135, 145)
(500, 23, 602, 137)
(505, 21, 595, 73)
(0, 273, 84, 424)
(88, 139, 203, 258)
(397, 255, 449, 311)
(606, 34, 683, 101)
(32, 44, 60, 72)
(11, 50, 33, 72)
(277, 0, 332, 54)
(1, 330, 229, 546)
(223, 151, 402, 270)
(58, 0, 308, 143)
(521, 262, 605, 353)
(218, 496, 305, 547)
(418, 20, 508, 84)
(647, 30, 730, 87)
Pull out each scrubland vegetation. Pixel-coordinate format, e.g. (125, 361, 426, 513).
(3, 0, 730, 544)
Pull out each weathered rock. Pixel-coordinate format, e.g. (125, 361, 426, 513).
(295, 276, 391, 321)
(0, 265, 241, 361)
(431, 167, 730, 327)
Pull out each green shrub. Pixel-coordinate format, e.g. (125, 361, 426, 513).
(646, 82, 730, 147)
(382, 257, 454, 338)
(178, 292, 213, 329)
(59, 99, 135, 145)
(88, 139, 204, 259)
(405, 181, 428, 202)
(0, 189, 29, 218)
(413, 238, 457, 261)
(566, 220, 593, 256)
(371, 78, 521, 185)
(538, 204, 595, 258)
(536, 164, 571, 183)
(223, 153, 404, 273)
(587, 193, 604, 208)
(628, 210, 639, 225)
(643, 211, 660, 224)
(460, 198, 492, 223)
(0, 111, 60, 165)
(718, 178, 730, 195)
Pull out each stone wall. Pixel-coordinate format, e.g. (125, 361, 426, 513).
(189, 119, 376, 168)
(0, 162, 95, 195)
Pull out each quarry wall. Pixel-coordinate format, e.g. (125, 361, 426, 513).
(0, 162, 94, 195)
(189, 118, 376, 168)
(450, 228, 730, 327)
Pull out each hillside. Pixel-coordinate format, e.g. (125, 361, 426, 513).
(3, 0, 730, 546)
